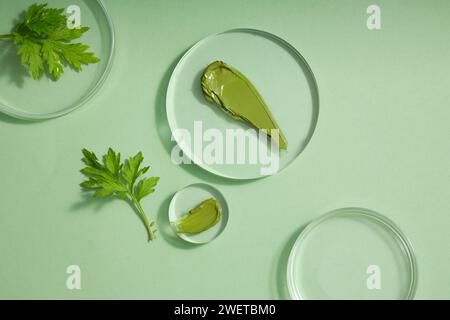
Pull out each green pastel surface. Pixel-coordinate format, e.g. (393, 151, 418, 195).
(0, 0, 450, 299)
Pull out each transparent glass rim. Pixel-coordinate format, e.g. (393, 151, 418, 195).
(0, 0, 115, 120)
(286, 207, 418, 300)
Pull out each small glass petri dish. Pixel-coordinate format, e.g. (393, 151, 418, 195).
(287, 208, 418, 300)
(168, 183, 229, 244)
(0, 0, 115, 120)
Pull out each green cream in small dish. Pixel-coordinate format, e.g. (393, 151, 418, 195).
(176, 198, 222, 235)
(201, 60, 287, 150)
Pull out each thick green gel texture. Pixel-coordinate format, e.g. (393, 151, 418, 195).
(177, 198, 222, 235)
(201, 61, 287, 150)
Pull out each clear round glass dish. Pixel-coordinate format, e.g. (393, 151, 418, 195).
(168, 183, 229, 244)
(287, 207, 418, 300)
(0, 0, 115, 120)
(166, 28, 319, 179)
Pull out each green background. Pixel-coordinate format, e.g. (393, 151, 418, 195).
(1, 0, 449, 299)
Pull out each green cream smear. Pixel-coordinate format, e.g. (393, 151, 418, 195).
(176, 198, 222, 235)
(201, 61, 287, 150)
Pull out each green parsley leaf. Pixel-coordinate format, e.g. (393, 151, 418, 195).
(0, 3, 100, 80)
(122, 152, 147, 187)
(17, 37, 45, 80)
(80, 148, 160, 242)
(136, 177, 159, 202)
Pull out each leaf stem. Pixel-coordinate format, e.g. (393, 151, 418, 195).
(130, 194, 156, 241)
(0, 34, 12, 40)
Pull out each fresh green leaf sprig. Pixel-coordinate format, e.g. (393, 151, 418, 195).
(0, 3, 100, 80)
(80, 148, 160, 241)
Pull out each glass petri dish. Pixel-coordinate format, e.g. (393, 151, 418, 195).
(0, 0, 115, 120)
(168, 183, 229, 244)
(287, 208, 418, 300)
(166, 28, 319, 179)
